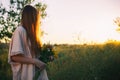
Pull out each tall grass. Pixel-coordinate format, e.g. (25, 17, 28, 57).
(0, 48, 12, 80)
(1, 42, 120, 80)
(47, 42, 120, 80)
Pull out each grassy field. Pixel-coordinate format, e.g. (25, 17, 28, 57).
(0, 43, 12, 80)
(0, 41, 120, 80)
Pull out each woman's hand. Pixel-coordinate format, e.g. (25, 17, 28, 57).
(33, 59, 46, 71)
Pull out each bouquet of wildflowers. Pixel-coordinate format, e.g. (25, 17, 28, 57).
(39, 44, 55, 63)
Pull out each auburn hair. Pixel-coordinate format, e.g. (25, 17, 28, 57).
(21, 5, 41, 56)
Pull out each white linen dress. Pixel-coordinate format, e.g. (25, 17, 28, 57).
(8, 26, 48, 80)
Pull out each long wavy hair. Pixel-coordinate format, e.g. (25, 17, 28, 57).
(21, 5, 41, 56)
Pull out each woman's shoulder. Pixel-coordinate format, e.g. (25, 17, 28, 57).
(16, 25, 25, 31)
(15, 25, 26, 33)
(12, 25, 26, 37)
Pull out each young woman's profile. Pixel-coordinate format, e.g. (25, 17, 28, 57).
(8, 5, 48, 80)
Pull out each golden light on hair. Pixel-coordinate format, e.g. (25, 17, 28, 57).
(36, 11, 42, 45)
(21, 5, 42, 55)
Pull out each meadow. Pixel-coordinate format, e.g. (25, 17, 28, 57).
(0, 41, 120, 80)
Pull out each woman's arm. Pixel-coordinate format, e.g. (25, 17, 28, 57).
(11, 54, 46, 70)
(11, 54, 35, 64)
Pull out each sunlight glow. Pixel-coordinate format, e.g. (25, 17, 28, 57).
(41, 0, 120, 44)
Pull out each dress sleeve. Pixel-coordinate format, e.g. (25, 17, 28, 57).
(10, 27, 24, 56)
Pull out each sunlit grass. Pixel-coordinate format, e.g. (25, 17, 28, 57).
(1, 41, 120, 80)
(47, 41, 120, 80)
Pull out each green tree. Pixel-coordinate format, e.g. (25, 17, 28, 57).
(114, 17, 120, 31)
(0, 0, 47, 42)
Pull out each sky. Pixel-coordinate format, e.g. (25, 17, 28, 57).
(1, 0, 120, 44)
(39, 0, 120, 44)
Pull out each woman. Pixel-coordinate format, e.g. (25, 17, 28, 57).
(8, 5, 48, 80)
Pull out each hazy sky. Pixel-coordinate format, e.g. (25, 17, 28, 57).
(1, 0, 120, 44)
(40, 0, 120, 44)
